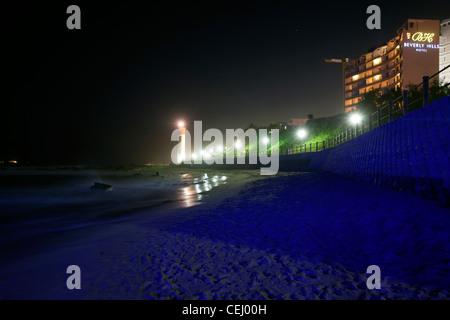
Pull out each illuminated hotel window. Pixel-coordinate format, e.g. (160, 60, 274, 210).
(373, 57, 381, 65)
(352, 74, 359, 81)
(374, 74, 381, 81)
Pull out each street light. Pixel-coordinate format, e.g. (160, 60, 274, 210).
(349, 112, 363, 138)
(178, 121, 185, 128)
(297, 128, 307, 139)
(349, 113, 362, 125)
(295, 128, 308, 153)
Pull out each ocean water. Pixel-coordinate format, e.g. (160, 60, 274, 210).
(0, 169, 229, 246)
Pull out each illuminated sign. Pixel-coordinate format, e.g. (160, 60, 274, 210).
(412, 32, 434, 42)
(406, 32, 435, 43)
(403, 42, 439, 53)
(404, 43, 439, 49)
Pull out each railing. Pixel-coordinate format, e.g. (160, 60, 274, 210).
(280, 140, 332, 155)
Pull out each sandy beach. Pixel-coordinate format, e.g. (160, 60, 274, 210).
(0, 168, 449, 300)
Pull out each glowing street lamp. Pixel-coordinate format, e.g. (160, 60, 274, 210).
(349, 113, 362, 125)
(349, 112, 363, 138)
(297, 128, 307, 139)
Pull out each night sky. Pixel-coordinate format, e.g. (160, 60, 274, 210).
(3, 1, 450, 164)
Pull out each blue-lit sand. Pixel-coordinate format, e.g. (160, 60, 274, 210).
(0, 170, 449, 299)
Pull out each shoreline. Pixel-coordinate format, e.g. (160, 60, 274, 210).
(0, 168, 271, 299)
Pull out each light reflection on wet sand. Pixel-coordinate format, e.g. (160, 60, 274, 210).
(178, 173, 227, 208)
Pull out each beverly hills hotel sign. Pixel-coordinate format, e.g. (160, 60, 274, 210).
(403, 32, 440, 52)
(401, 19, 440, 87)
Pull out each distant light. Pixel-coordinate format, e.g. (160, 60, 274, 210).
(349, 113, 362, 125)
(178, 121, 185, 128)
(235, 140, 242, 149)
(297, 129, 307, 139)
(262, 137, 269, 144)
(216, 145, 223, 152)
(192, 153, 197, 160)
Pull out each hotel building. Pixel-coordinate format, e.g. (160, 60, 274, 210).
(440, 19, 450, 85)
(344, 19, 441, 113)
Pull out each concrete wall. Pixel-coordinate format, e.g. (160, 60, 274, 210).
(309, 95, 450, 205)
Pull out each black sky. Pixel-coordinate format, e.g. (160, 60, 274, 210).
(3, 0, 450, 164)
